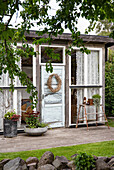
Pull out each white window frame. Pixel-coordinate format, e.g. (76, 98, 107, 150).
(16, 43, 36, 87)
(69, 47, 102, 87)
(69, 47, 102, 126)
(13, 43, 36, 113)
(0, 43, 37, 129)
(39, 45, 66, 66)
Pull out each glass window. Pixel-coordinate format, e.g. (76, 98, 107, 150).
(87, 51, 99, 85)
(71, 88, 84, 124)
(71, 50, 99, 85)
(71, 50, 84, 85)
(22, 55, 33, 82)
(70, 48, 102, 125)
(41, 47, 63, 63)
(71, 88, 100, 124)
(0, 72, 11, 87)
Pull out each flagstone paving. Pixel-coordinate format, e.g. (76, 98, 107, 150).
(0, 126, 114, 153)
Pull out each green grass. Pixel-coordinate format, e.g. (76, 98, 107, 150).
(0, 141, 114, 161)
(107, 119, 114, 127)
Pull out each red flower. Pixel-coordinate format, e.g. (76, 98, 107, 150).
(11, 114, 20, 121)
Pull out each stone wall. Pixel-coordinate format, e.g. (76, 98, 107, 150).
(0, 151, 114, 170)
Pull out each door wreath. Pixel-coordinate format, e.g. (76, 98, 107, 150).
(47, 74, 62, 93)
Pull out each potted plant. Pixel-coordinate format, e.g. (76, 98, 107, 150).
(4, 110, 20, 138)
(92, 94, 101, 111)
(24, 111, 48, 136)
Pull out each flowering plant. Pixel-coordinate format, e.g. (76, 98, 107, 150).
(4, 110, 20, 121)
(25, 111, 48, 128)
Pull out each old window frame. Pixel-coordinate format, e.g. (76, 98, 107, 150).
(39, 45, 66, 66)
(0, 43, 36, 116)
(69, 47, 103, 126)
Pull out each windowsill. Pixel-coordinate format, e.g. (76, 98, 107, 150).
(0, 86, 36, 89)
(69, 85, 103, 88)
(39, 63, 65, 66)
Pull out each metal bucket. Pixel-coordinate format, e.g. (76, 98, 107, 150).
(3, 119, 17, 137)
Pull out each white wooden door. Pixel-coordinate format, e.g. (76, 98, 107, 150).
(41, 66, 65, 128)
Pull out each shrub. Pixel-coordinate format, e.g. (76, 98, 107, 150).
(105, 61, 114, 116)
(73, 152, 95, 170)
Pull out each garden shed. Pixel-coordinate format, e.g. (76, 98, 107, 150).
(0, 32, 114, 130)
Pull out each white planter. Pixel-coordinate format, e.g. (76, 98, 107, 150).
(24, 126, 48, 136)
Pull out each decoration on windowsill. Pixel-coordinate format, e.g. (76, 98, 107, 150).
(83, 97, 86, 104)
(88, 99, 94, 105)
(47, 74, 62, 93)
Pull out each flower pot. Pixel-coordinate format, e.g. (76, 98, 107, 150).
(3, 119, 17, 138)
(24, 126, 48, 136)
(93, 98, 101, 112)
(88, 99, 93, 105)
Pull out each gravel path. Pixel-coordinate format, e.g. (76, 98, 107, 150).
(0, 126, 114, 153)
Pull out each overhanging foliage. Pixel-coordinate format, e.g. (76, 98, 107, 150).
(0, 0, 114, 107)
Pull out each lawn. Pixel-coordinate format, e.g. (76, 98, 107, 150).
(0, 141, 114, 161)
(107, 119, 114, 127)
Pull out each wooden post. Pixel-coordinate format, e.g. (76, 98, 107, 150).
(76, 105, 81, 128)
(84, 105, 88, 130)
(102, 105, 110, 129)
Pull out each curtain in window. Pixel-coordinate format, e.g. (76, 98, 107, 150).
(74, 50, 100, 123)
(76, 51, 84, 85)
(0, 72, 11, 86)
(0, 90, 13, 129)
(87, 51, 99, 85)
(77, 89, 84, 120)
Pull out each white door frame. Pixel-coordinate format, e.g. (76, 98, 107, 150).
(39, 44, 66, 127)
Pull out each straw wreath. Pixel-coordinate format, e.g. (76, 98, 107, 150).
(47, 74, 62, 93)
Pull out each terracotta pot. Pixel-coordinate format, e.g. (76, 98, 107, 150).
(88, 99, 93, 105)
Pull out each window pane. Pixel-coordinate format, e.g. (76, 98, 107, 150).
(71, 50, 100, 85)
(0, 90, 13, 129)
(71, 88, 84, 124)
(16, 46, 33, 85)
(76, 51, 84, 85)
(87, 51, 99, 84)
(71, 88, 101, 124)
(71, 50, 84, 85)
(41, 47, 63, 63)
(22, 55, 33, 82)
(0, 72, 11, 86)
(86, 88, 100, 121)
(0, 90, 13, 115)
(19, 89, 32, 124)
(71, 51, 76, 85)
